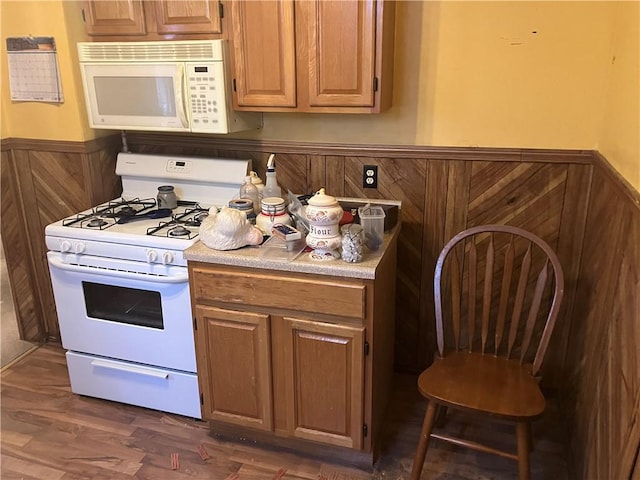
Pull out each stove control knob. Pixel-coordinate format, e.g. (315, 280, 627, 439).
(74, 242, 86, 254)
(146, 250, 159, 263)
(60, 240, 72, 253)
(162, 251, 174, 265)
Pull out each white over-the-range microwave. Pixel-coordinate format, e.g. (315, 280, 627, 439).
(77, 40, 261, 134)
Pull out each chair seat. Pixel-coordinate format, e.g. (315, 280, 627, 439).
(418, 351, 546, 420)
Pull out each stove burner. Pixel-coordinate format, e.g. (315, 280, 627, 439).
(169, 226, 191, 237)
(116, 206, 138, 217)
(184, 212, 209, 227)
(87, 218, 108, 228)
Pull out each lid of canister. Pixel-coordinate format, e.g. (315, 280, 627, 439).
(249, 171, 264, 187)
(229, 198, 254, 211)
(261, 197, 286, 214)
(307, 188, 338, 207)
(261, 196, 285, 207)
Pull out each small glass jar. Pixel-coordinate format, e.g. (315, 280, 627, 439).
(341, 224, 364, 263)
(157, 185, 177, 209)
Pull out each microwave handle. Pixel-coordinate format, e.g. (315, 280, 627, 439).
(176, 64, 189, 129)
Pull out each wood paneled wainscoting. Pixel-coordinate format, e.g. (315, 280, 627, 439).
(1, 133, 638, 478)
(0, 136, 123, 343)
(561, 154, 640, 480)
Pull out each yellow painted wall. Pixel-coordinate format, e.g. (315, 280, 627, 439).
(258, 1, 616, 150)
(0, 0, 92, 141)
(598, 1, 640, 191)
(1, 1, 637, 190)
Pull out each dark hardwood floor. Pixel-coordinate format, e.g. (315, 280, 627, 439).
(1, 346, 569, 479)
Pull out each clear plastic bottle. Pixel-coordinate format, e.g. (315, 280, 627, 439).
(239, 175, 259, 212)
(262, 154, 283, 200)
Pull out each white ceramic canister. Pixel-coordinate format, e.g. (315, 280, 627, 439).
(255, 197, 292, 234)
(304, 189, 344, 225)
(304, 188, 343, 261)
(249, 171, 265, 201)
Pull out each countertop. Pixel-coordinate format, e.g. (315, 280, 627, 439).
(184, 223, 400, 280)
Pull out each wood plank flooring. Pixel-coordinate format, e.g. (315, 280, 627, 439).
(1, 346, 569, 479)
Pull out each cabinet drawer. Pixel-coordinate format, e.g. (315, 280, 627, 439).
(191, 268, 366, 319)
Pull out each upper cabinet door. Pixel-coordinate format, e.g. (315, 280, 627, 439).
(302, 0, 376, 108)
(154, 0, 222, 35)
(231, 0, 297, 108)
(84, 0, 147, 36)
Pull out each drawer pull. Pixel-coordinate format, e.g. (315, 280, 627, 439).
(91, 359, 169, 379)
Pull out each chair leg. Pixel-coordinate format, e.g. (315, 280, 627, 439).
(516, 421, 532, 480)
(410, 401, 438, 480)
(435, 405, 448, 428)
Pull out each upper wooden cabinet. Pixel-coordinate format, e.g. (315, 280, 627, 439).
(83, 0, 147, 36)
(230, 0, 395, 113)
(83, 0, 223, 39)
(153, 0, 222, 35)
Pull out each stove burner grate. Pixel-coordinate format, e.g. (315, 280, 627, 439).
(145, 205, 209, 240)
(63, 197, 157, 228)
(99, 197, 157, 218)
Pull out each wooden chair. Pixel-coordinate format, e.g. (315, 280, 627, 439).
(410, 225, 564, 480)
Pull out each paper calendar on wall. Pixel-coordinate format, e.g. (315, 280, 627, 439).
(6, 36, 64, 103)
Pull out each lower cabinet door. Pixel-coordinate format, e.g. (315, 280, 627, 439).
(195, 305, 273, 430)
(279, 316, 365, 449)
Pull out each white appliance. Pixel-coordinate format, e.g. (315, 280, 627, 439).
(77, 40, 262, 134)
(45, 153, 250, 418)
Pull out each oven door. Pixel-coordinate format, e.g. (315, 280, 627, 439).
(47, 251, 196, 373)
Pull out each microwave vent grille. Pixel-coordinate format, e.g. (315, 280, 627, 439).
(78, 41, 223, 62)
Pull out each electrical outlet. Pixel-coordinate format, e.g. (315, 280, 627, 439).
(363, 165, 378, 189)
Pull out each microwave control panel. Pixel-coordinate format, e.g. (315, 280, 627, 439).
(186, 62, 227, 133)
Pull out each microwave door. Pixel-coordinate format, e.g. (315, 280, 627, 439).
(81, 63, 189, 132)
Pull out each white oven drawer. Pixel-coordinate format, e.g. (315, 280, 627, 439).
(66, 351, 201, 419)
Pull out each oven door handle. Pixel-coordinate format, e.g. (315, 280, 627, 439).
(91, 358, 169, 379)
(47, 254, 188, 284)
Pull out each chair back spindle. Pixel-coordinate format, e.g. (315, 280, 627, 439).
(494, 237, 514, 355)
(480, 234, 495, 353)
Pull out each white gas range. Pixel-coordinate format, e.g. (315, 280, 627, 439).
(45, 152, 250, 418)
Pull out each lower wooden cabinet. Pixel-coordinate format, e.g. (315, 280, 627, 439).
(189, 257, 397, 464)
(194, 301, 366, 448)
